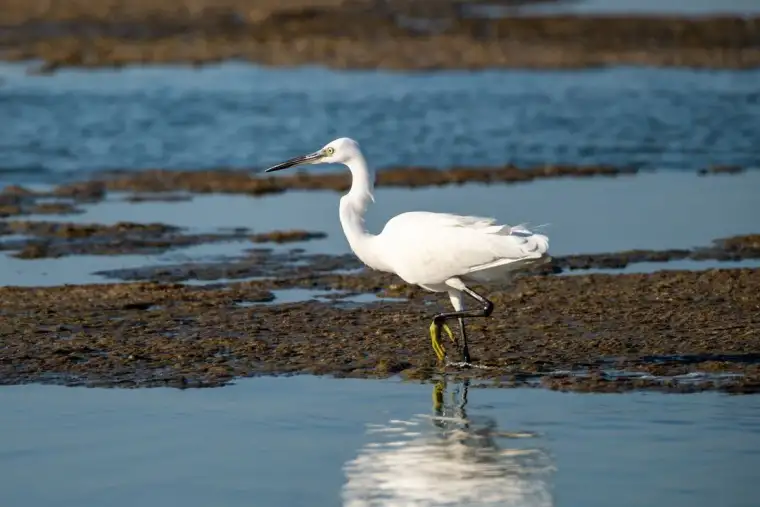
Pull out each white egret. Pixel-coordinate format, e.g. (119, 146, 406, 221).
(265, 138, 550, 364)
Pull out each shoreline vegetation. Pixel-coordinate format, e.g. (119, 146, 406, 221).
(1, 0, 759, 72)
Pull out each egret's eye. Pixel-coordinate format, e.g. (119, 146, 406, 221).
(325, 147, 335, 156)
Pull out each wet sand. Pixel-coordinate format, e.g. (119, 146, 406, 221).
(2, 0, 760, 71)
(2, 178, 760, 394)
(1, 266, 758, 393)
(0, 217, 325, 259)
(2, 163, 759, 393)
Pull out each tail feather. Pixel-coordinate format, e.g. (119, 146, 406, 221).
(463, 225, 550, 279)
(505, 225, 550, 258)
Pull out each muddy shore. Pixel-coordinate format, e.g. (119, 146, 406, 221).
(2, 164, 759, 393)
(0, 218, 326, 258)
(1, 0, 760, 71)
(2, 162, 746, 220)
(1, 267, 758, 393)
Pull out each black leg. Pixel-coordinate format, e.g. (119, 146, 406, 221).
(431, 287, 494, 363)
(457, 317, 470, 364)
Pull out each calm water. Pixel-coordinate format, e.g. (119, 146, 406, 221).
(0, 377, 758, 507)
(70, 172, 760, 255)
(3, 171, 759, 286)
(1, 52, 759, 507)
(1, 62, 759, 183)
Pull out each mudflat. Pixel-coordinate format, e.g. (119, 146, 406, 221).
(2, 263, 758, 393)
(2, 0, 759, 71)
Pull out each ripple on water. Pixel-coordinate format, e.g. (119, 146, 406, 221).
(1, 62, 759, 183)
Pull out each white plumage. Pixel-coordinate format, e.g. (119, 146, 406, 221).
(341, 383, 555, 507)
(266, 137, 550, 364)
(342, 417, 554, 507)
(376, 212, 549, 287)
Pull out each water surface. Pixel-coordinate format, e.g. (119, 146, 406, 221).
(3, 171, 758, 287)
(0, 377, 758, 507)
(2, 62, 758, 184)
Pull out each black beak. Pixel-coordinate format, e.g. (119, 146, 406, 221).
(264, 150, 323, 173)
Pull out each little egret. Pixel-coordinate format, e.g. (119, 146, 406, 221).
(265, 138, 550, 364)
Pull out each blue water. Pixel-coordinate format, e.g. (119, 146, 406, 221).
(75, 172, 758, 256)
(3, 171, 759, 286)
(1, 28, 760, 507)
(1, 62, 759, 183)
(0, 377, 758, 507)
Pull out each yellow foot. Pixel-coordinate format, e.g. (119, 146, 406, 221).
(429, 321, 446, 363)
(442, 323, 457, 344)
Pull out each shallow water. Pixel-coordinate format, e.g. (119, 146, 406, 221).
(1, 62, 759, 184)
(3, 171, 758, 287)
(0, 376, 758, 507)
(2, 61, 759, 287)
(89, 172, 758, 255)
(0, 238, 254, 287)
(1, 32, 759, 507)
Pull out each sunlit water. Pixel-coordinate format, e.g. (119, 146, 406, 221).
(1, 60, 759, 286)
(1, 62, 759, 183)
(2, 171, 758, 287)
(1, 30, 759, 507)
(0, 377, 758, 507)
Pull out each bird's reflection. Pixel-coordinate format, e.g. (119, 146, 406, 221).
(342, 379, 555, 507)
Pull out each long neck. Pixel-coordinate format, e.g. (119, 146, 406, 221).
(338, 154, 389, 272)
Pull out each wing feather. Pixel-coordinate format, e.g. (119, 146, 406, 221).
(379, 212, 549, 285)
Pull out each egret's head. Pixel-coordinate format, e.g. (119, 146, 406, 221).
(265, 137, 361, 173)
